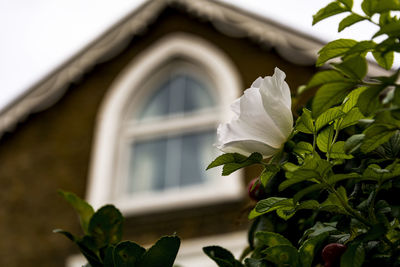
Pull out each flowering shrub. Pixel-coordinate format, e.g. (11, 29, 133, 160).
(205, 0, 400, 266)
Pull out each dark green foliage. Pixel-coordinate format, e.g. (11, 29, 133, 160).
(55, 192, 180, 267)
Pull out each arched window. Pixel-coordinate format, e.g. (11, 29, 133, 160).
(87, 34, 243, 214)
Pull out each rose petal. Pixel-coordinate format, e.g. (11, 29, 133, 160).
(217, 87, 286, 148)
(217, 139, 278, 158)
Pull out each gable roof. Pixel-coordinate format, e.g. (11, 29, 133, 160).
(0, 0, 328, 137)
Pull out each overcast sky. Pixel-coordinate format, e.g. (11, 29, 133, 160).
(0, 0, 374, 112)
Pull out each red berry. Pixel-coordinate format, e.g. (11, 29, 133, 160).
(247, 178, 265, 201)
(322, 243, 347, 267)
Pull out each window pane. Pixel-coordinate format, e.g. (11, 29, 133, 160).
(127, 130, 216, 194)
(138, 75, 215, 120)
(184, 76, 215, 112)
(180, 130, 215, 186)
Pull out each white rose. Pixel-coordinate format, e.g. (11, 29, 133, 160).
(216, 67, 293, 158)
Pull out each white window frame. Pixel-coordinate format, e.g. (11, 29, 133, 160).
(86, 33, 243, 215)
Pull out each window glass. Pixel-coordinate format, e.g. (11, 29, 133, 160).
(138, 75, 215, 120)
(128, 130, 216, 194)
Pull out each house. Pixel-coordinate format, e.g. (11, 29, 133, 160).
(0, 0, 325, 266)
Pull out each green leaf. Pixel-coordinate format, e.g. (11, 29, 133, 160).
(207, 153, 247, 169)
(255, 231, 293, 247)
(362, 0, 400, 16)
(202, 246, 242, 267)
(332, 55, 368, 80)
(316, 106, 345, 131)
(264, 245, 300, 267)
(88, 205, 124, 248)
(313, 2, 349, 25)
(327, 173, 360, 185)
(373, 21, 400, 38)
(293, 142, 313, 159)
(317, 39, 358, 66)
(260, 165, 280, 187)
(394, 87, 400, 105)
(307, 70, 346, 88)
(357, 85, 384, 116)
(113, 241, 146, 267)
(53, 229, 76, 242)
(138, 236, 180, 267)
(338, 0, 353, 9)
(319, 188, 348, 214)
(222, 152, 263, 175)
(76, 236, 103, 267)
(293, 184, 324, 204)
(344, 40, 376, 57)
(330, 141, 354, 159)
(243, 258, 267, 267)
(339, 13, 365, 32)
(297, 200, 320, 211)
(299, 232, 329, 267)
(317, 126, 335, 153)
(312, 82, 355, 117)
(338, 108, 365, 130)
(342, 86, 368, 113)
(361, 124, 398, 153)
(255, 197, 290, 213)
(340, 242, 365, 267)
(58, 190, 95, 235)
(373, 50, 394, 70)
(295, 108, 314, 134)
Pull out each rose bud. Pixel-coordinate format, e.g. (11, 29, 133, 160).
(247, 178, 266, 201)
(322, 243, 347, 267)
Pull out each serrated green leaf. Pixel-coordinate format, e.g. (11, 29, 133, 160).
(357, 85, 384, 116)
(207, 153, 247, 170)
(316, 106, 345, 131)
(317, 39, 358, 66)
(312, 82, 355, 117)
(339, 13, 365, 32)
(113, 241, 146, 267)
(340, 242, 365, 267)
(295, 108, 314, 134)
(255, 231, 293, 247)
(260, 165, 279, 187)
(293, 141, 313, 158)
(138, 236, 180, 267)
(317, 126, 335, 153)
(222, 152, 263, 176)
(332, 55, 368, 80)
(327, 173, 361, 185)
(203, 246, 242, 267)
(361, 124, 398, 153)
(344, 40, 376, 57)
(299, 232, 329, 267)
(362, 0, 400, 16)
(338, 0, 353, 8)
(58, 190, 95, 235)
(307, 70, 346, 89)
(89, 205, 124, 248)
(255, 197, 290, 213)
(373, 20, 400, 38)
(342, 86, 368, 113)
(313, 2, 349, 25)
(338, 107, 365, 130)
(293, 184, 325, 204)
(264, 245, 300, 266)
(373, 50, 394, 70)
(330, 141, 354, 159)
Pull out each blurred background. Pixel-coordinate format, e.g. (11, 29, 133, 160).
(0, 0, 370, 266)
